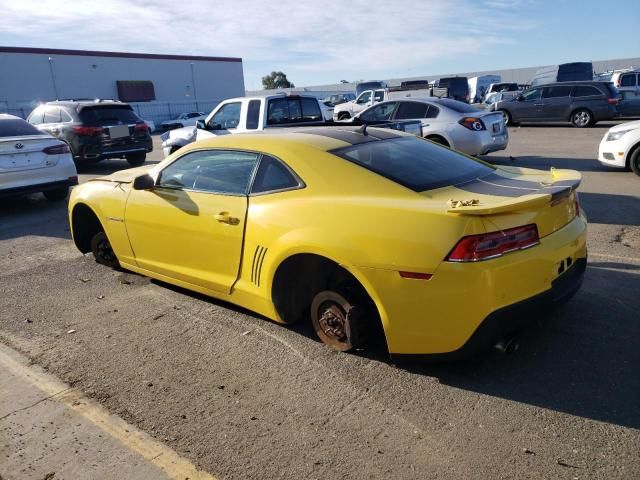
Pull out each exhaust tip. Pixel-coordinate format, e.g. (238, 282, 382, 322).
(495, 337, 519, 354)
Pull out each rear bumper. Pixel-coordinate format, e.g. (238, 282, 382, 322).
(0, 177, 78, 199)
(72, 137, 153, 162)
(454, 129, 508, 155)
(391, 256, 586, 363)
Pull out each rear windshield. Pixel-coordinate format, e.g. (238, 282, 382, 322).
(0, 118, 43, 137)
(79, 106, 140, 125)
(436, 98, 478, 113)
(332, 137, 494, 192)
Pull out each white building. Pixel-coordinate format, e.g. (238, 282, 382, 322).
(0, 46, 245, 123)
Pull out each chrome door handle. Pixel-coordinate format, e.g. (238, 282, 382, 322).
(214, 212, 239, 225)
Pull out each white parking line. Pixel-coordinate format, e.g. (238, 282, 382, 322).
(589, 252, 640, 263)
(0, 343, 217, 480)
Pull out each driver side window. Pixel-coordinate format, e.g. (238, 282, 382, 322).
(360, 102, 397, 122)
(522, 89, 542, 102)
(157, 150, 259, 195)
(208, 102, 242, 130)
(356, 92, 372, 104)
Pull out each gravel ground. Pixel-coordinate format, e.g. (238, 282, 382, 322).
(1, 125, 639, 479)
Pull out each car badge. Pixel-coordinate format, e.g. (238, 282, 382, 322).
(14, 143, 24, 149)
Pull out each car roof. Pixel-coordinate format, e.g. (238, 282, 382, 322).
(43, 99, 131, 109)
(184, 126, 411, 153)
(530, 81, 610, 87)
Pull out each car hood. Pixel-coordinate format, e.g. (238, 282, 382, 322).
(89, 165, 154, 184)
(161, 125, 198, 147)
(608, 120, 640, 132)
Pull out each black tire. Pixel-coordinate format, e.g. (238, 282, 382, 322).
(570, 109, 593, 128)
(337, 112, 351, 121)
(630, 147, 640, 176)
(90, 231, 120, 269)
(126, 152, 146, 167)
(426, 135, 449, 147)
(43, 186, 69, 201)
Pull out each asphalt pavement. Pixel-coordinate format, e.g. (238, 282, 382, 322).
(1, 125, 639, 480)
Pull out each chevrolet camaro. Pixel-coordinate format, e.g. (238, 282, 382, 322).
(69, 127, 587, 360)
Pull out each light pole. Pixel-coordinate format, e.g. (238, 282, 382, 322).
(48, 57, 59, 100)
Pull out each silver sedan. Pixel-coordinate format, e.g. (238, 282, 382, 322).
(354, 97, 508, 155)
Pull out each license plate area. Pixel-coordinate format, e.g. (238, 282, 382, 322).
(492, 122, 501, 134)
(109, 125, 130, 139)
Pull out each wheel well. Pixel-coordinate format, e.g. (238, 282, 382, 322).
(71, 204, 103, 253)
(338, 111, 351, 119)
(626, 142, 640, 169)
(271, 253, 386, 349)
(425, 135, 449, 147)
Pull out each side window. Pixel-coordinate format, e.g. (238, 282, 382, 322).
(542, 85, 573, 98)
(300, 98, 322, 121)
(360, 102, 397, 122)
(27, 109, 44, 125)
(356, 92, 372, 104)
(157, 150, 259, 195)
(394, 102, 428, 119)
(60, 109, 73, 123)
(620, 74, 636, 87)
(425, 105, 440, 118)
(573, 86, 601, 97)
(246, 99, 261, 129)
(209, 102, 242, 130)
(522, 89, 542, 102)
(251, 155, 301, 194)
(43, 107, 61, 124)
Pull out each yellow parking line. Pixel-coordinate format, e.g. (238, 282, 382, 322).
(0, 343, 216, 480)
(589, 252, 640, 263)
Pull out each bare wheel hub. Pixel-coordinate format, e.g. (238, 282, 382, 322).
(311, 291, 356, 352)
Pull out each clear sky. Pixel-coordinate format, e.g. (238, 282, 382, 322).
(1, 0, 638, 90)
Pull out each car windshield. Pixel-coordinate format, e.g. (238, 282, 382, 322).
(332, 137, 494, 192)
(79, 106, 140, 125)
(0, 118, 43, 137)
(437, 99, 478, 113)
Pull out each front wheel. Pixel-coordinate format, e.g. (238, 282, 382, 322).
(90, 231, 120, 269)
(43, 186, 69, 201)
(630, 148, 640, 176)
(499, 109, 516, 126)
(571, 109, 593, 128)
(126, 152, 146, 167)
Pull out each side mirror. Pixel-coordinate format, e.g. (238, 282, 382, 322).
(133, 174, 155, 190)
(196, 119, 206, 129)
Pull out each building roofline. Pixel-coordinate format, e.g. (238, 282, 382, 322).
(0, 46, 242, 63)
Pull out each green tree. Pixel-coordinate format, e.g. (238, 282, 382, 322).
(262, 71, 295, 89)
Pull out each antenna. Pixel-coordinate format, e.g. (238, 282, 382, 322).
(356, 123, 368, 136)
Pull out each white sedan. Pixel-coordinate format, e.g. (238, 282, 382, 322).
(160, 112, 206, 130)
(598, 120, 640, 175)
(353, 97, 508, 156)
(0, 114, 77, 200)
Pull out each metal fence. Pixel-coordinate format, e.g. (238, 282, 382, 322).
(1, 99, 223, 129)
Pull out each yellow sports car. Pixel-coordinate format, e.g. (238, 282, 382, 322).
(69, 127, 587, 360)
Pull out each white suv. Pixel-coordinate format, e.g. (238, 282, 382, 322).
(0, 114, 77, 200)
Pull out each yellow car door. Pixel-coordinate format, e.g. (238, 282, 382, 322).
(124, 149, 259, 293)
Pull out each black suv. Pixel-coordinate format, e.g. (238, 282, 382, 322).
(27, 100, 153, 166)
(492, 81, 619, 127)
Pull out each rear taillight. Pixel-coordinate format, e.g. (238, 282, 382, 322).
(134, 123, 149, 132)
(459, 117, 486, 131)
(43, 144, 70, 155)
(73, 125, 103, 136)
(607, 98, 619, 105)
(446, 224, 540, 262)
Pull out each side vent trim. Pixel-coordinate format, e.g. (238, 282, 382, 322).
(251, 245, 268, 286)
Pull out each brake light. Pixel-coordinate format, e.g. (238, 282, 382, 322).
(607, 98, 619, 105)
(42, 144, 70, 155)
(134, 123, 149, 132)
(458, 117, 486, 131)
(73, 125, 103, 136)
(446, 224, 540, 262)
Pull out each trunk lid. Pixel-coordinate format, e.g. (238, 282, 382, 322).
(423, 165, 581, 237)
(476, 111, 506, 135)
(0, 136, 61, 172)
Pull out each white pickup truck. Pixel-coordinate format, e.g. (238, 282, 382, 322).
(161, 93, 326, 156)
(333, 87, 442, 121)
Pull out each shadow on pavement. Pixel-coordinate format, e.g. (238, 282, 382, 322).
(0, 195, 71, 241)
(404, 262, 640, 430)
(579, 192, 640, 226)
